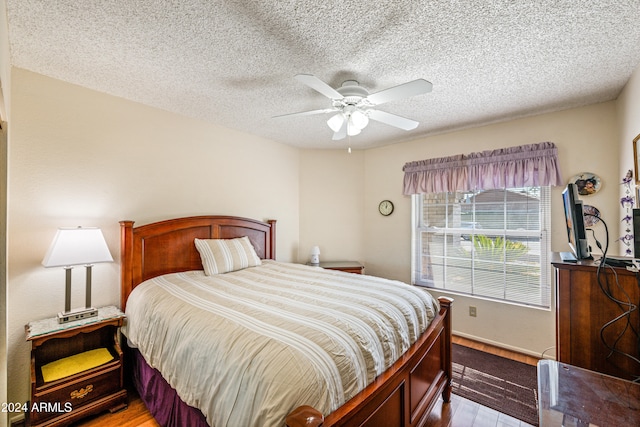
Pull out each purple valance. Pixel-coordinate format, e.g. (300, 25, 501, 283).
(402, 142, 562, 195)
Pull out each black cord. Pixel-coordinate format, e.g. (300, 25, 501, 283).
(586, 213, 640, 382)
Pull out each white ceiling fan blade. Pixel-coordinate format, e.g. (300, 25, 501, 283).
(273, 108, 337, 119)
(295, 74, 344, 100)
(366, 79, 432, 105)
(332, 120, 347, 140)
(368, 109, 419, 130)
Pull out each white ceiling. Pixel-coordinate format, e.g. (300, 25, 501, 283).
(5, 1, 640, 150)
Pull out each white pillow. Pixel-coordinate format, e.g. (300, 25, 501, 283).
(194, 236, 262, 275)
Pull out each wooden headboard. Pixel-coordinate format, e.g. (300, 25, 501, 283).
(120, 215, 276, 310)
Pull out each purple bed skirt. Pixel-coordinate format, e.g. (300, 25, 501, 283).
(131, 347, 209, 427)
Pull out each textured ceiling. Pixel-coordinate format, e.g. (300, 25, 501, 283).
(5, 1, 640, 149)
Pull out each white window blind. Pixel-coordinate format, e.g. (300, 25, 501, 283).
(412, 186, 551, 308)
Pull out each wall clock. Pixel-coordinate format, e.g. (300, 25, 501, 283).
(378, 200, 394, 216)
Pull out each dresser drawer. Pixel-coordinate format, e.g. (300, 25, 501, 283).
(31, 362, 121, 425)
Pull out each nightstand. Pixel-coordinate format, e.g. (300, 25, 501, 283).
(25, 306, 127, 427)
(317, 261, 364, 274)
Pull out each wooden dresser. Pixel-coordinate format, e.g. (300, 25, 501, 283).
(552, 255, 640, 380)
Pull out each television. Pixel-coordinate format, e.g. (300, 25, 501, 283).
(562, 183, 592, 259)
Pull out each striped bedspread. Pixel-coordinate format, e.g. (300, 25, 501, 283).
(124, 260, 439, 427)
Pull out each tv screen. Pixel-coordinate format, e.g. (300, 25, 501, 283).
(562, 183, 591, 259)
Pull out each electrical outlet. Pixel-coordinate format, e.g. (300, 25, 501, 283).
(469, 306, 477, 317)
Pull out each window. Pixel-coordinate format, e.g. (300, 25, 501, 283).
(412, 186, 551, 308)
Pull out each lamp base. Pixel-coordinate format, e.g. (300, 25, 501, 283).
(57, 306, 98, 324)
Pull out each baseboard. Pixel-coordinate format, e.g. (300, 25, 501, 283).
(9, 413, 26, 427)
(453, 330, 556, 360)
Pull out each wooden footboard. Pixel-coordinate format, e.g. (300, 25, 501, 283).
(286, 296, 453, 427)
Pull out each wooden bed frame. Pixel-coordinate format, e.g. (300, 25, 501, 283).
(120, 215, 453, 427)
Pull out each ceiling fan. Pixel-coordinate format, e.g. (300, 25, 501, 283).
(274, 74, 433, 140)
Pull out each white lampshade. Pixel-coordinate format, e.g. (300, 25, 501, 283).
(42, 227, 113, 267)
(310, 246, 321, 255)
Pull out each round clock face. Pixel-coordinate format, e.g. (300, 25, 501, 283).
(379, 200, 394, 216)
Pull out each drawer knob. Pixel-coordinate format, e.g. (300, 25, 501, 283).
(70, 384, 93, 399)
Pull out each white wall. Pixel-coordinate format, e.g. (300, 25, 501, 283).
(6, 69, 300, 407)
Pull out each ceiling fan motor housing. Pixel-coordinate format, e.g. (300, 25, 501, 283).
(337, 81, 369, 98)
(333, 81, 373, 120)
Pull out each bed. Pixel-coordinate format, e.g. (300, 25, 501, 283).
(120, 215, 453, 427)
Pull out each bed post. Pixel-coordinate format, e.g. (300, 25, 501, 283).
(267, 219, 276, 260)
(438, 296, 454, 402)
(120, 220, 135, 311)
(285, 406, 324, 427)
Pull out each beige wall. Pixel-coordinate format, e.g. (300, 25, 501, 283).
(617, 64, 640, 253)
(0, 0, 9, 123)
(298, 150, 365, 263)
(6, 69, 300, 407)
(1, 1, 10, 425)
(301, 101, 621, 357)
(0, 124, 5, 427)
(363, 103, 620, 356)
(619, 63, 640, 157)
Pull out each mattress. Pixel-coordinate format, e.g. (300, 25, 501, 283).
(124, 260, 439, 427)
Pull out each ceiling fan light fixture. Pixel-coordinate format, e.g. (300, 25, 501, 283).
(350, 110, 369, 130)
(327, 113, 345, 132)
(347, 125, 361, 136)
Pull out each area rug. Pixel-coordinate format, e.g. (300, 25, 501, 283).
(452, 343, 539, 426)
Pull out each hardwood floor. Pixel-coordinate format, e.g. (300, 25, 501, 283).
(71, 391, 160, 427)
(71, 336, 540, 427)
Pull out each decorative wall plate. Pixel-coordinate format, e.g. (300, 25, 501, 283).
(583, 205, 600, 227)
(569, 172, 601, 196)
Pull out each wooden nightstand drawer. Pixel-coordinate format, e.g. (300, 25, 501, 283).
(317, 261, 364, 274)
(335, 266, 364, 274)
(31, 361, 122, 425)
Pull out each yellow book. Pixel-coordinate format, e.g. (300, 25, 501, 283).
(41, 348, 113, 382)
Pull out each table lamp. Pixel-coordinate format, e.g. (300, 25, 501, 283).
(310, 246, 320, 266)
(42, 227, 113, 323)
